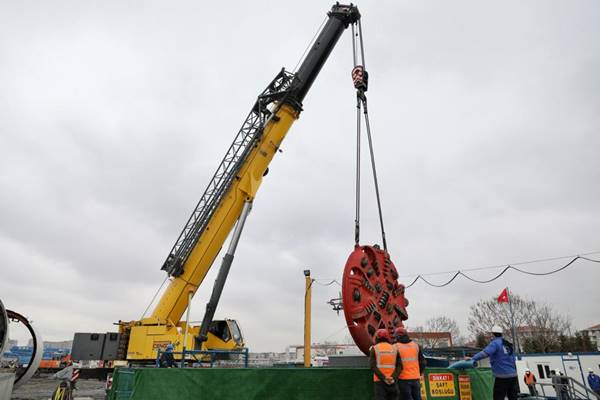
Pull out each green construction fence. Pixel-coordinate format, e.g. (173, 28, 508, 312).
(107, 367, 494, 400)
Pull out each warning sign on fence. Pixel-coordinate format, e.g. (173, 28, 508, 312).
(429, 373, 456, 397)
(458, 375, 472, 400)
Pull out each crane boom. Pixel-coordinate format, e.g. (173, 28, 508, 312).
(122, 3, 361, 361)
(147, 3, 360, 326)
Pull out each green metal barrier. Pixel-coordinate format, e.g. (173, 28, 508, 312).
(107, 366, 494, 400)
(109, 368, 135, 400)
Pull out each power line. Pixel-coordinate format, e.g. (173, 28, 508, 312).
(404, 255, 600, 288)
(399, 250, 600, 278)
(308, 251, 600, 290)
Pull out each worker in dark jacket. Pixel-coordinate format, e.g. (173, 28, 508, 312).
(470, 325, 518, 400)
(159, 343, 177, 368)
(588, 369, 600, 397)
(393, 327, 426, 400)
(370, 329, 401, 400)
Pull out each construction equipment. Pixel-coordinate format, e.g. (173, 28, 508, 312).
(339, 10, 409, 356)
(0, 299, 43, 389)
(341, 245, 408, 355)
(71, 3, 364, 363)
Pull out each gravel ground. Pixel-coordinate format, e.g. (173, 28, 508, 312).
(11, 376, 106, 400)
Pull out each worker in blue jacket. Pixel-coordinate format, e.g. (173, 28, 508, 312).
(588, 369, 600, 397)
(159, 343, 177, 368)
(470, 325, 518, 400)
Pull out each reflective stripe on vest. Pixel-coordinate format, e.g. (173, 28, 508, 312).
(395, 341, 420, 380)
(373, 342, 397, 382)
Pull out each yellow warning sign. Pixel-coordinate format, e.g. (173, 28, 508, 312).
(459, 374, 472, 400)
(429, 373, 456, 397)
(420, 376, 427, 399)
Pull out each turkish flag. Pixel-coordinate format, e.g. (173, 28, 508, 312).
(497, 288, 509, 303)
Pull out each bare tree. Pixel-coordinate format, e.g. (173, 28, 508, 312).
(425, 316, 462, 346)
(408, 317, 462, 348)
(409, 325, 438, 348)
(467, 293, 534, 339)
(521, 303, 570, 352)
(467, 292, 571, 352)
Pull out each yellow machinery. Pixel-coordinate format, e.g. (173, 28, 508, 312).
(116, 3, 362, 362)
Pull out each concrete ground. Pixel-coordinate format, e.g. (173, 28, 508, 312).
(11, 376, 106, 400)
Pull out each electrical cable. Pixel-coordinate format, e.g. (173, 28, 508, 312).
(312, 279, 342, 287)
(399, 250, 600, 278)
(404, 255, 600, 288)
(320, 324, 353, 343)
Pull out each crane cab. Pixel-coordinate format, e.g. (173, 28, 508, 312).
(205, 319, 244, 349)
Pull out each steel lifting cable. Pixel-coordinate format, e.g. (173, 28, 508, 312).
(351, 20, 388, 250)
(352, 23, 361, 245)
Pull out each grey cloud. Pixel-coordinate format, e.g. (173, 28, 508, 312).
(1, 0, 599, 351)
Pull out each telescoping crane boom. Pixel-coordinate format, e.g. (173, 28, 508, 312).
(118, 4, 362, 361)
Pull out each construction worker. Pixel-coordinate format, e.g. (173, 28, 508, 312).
(470, 325, 518, 400)
(51, 380, 73, 400)
(370, 329, 401, 400)
(393, 327, 426, 400)
(550, 370, 562, 400)
(523, 368, 537, 396)
(552, 370, 571, 400)
(159, 343, 176, 368)
(588, 369, 600, 397)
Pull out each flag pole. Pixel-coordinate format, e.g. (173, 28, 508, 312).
(507, 287, 519, 353)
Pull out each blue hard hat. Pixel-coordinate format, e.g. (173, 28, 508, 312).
(166, 344, 174, 351)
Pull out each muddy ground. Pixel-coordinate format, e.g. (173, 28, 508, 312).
(11, 376, 106, 400)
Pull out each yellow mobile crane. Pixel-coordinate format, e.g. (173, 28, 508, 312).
(108, 3, 362, 362)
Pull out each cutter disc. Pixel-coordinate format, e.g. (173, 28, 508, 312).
(341, 245, 409, 355)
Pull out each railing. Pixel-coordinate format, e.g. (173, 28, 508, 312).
(155, 348, 249, 369)
(535, 375, 600, 400)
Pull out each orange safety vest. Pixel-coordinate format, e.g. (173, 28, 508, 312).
(525, 373, 536, 385)
(372, 342, 397, 382)
(395, 341, 421, 380)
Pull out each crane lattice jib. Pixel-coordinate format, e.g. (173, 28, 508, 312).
(161, 70, 296, 277)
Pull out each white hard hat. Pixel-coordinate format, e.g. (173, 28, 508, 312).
(589, 368, 594, 373)
(525, 368, 530, 372)
(490, 325, 503, 334)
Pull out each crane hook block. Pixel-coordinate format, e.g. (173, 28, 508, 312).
(341, 245, 408, 356)
(351, 65, 368, 92)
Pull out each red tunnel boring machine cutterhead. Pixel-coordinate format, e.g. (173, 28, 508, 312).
(341, 245, 409, 355)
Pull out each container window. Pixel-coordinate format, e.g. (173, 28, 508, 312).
(537, 364, 545, 379)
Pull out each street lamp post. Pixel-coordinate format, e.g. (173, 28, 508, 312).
(304, 269, 312, 368)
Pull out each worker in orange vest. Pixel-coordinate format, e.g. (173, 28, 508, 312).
(370, 329, 401, 400)
(523, 368, 537, 396)
(394, 327, 426, 400)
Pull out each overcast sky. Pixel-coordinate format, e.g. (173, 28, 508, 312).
(1, 0, 599, 353)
